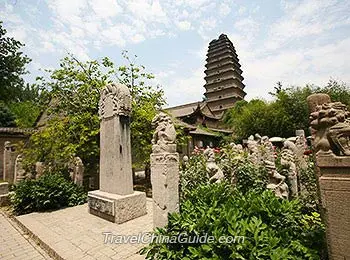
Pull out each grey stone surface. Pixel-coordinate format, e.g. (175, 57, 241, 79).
(88, 83, 146, 223)
(0, 211, 52, 260)
(88, 190, 147, 224)
(15, 201, 153, 259)
(99, 83, 133, 195)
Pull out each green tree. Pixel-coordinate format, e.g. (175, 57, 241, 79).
(23, 52, 164, 174)
(0, 21, 31, 103)
(0, 102, 16, 127)
(224, 79, 350, 140)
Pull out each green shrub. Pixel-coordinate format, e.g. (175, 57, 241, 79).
(141, 182, 325, 260)
(180, 152, 208, 200)
(11, 173, 87, 215)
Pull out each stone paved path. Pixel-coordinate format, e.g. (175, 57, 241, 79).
(0, 211, 52, 260)
(15, 199, 153, 260)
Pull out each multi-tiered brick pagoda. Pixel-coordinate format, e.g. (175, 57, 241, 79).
(166, 34, 246, 151)
(203, 34, 246, 117)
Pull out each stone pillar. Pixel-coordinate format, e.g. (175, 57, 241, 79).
(308, 93, 350, 259)
(3, 141, 17, 184)
(0, 182, 9, 206)
(14, 154, 26, 183)
(88, 83, 146, 224)
(151, 112, 179, 228)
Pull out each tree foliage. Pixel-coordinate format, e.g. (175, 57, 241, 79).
(224, 79, 350, 140)
(23, 52, 165, 173)
(0, 21, 31, 103)
(0, 102, 16, 127)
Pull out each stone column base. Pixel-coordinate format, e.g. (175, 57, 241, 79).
(88, 190, 147, 224)
(0, 194, 9, 207)
(0, 182, 9, 207)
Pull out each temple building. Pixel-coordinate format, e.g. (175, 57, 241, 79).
(166, 34, 246, 151)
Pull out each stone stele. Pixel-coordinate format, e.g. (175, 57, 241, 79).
(88, 83, 146, 224)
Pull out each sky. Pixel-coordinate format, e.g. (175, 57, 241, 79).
(1, 0, 350, 107)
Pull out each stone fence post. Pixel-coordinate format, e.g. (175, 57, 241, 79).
(151, 112, 179, 228)
(307, 93, 350, 259)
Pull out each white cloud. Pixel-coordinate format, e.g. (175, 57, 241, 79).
(163, 67, 206, 107)
(89, 0, 122, 18)
(219, 3, 231, 17)
(125, 0, 167, 23)
(266, 0, 350, 50)
(176, 20, 191, 31)
(238, 6, 246, 15)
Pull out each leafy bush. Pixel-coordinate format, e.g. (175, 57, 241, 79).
(141, 182, 326, 260)
(180, 146, 269, 199)
(11, 173, 87, 215)
(298, 157, 320, 214)
(180, 151, 208, 200)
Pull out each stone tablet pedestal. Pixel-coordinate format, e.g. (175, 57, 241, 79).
(88, 190, 146, 224)
(88, 83, 146, 223)
(316, 154, 350, 260)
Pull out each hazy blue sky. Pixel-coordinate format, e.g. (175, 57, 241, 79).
(1, 0, 350, 107)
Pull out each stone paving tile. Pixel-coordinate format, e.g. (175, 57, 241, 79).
(0, 211, 52, 260)
(16, 199, 154, 259)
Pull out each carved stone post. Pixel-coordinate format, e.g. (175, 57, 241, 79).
(3, 141, 17, 184)
(14, 154, 26, 183)
(88, 83, 147, 224)
(307, 93, 350, 259)
(151, 112, 179, 228)
(0, 182, 9, 206)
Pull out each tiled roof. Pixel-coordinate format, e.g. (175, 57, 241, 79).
(189, 128, 220, 137)
(165, 101, 202, 118)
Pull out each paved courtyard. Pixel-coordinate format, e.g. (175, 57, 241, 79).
(0, 211, 52, 260)
(14, 199, 153, 260)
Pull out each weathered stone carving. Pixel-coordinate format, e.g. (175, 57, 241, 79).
(35, 162, 45, 179)
(295, 133, 308, 170)
(3, 141, 17, 183)
(151, 112, 177, 154)
(265, 160, 289, 199)
(88, 195, 115, 216)
(261, 136, 275, 162)
(307, 93, 350, 259)
(247, 135, 261, 164)
(281, 141, 298, 197)
(69, 157, 84, 187)
(14, 154, 26, 183)
(151, 112, 179, 228)
(99, 83, 132, 119)
(204, 146, 225, 183)
(88, 83, 146, 224)
(309, 99, 350, 156)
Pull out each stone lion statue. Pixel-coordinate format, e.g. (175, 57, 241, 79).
(151, 112, 176, 153)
